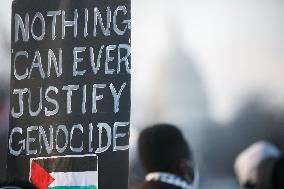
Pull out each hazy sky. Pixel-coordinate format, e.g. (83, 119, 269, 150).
(132, 0, 284, 123)
(0, 0, 11, 81)
(1, 0, 284, 123)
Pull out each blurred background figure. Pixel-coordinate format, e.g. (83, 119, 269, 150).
(234, 141, 281, 189)
(0, 181, 37, 189)
(271, 156, 284, 189)
(137, 124, 198, 189)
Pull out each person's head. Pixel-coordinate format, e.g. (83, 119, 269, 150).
(234, 141, 281, 189)
(0, 181, 37, 189)
(138, 123, 194, 183)
(271, 156, 284, 189)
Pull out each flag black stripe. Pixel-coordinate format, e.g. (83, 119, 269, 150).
(34, 156, 97, 172)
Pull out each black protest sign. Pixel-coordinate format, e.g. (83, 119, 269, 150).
(7, 0, 131, 189)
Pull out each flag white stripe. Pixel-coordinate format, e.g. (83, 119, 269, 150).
(49, 171, 98, 187)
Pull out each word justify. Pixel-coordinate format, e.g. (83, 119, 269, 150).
(11, 82, 127, 118)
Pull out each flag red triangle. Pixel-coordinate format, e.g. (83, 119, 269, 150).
(30, 160, 55, 189)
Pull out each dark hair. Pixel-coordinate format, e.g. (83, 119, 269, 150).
(138, 123, 191, 173)
(0, 181, 37, 189)
(271, 156, 284, 189)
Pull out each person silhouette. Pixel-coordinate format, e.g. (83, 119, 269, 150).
(138, 123, 198, 189)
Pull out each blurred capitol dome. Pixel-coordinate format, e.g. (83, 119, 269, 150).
(152, 36, 209, 127)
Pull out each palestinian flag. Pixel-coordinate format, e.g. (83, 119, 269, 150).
(29, 155, 98, 189)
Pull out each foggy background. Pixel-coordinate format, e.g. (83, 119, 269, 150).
(1, 0, 284, 188)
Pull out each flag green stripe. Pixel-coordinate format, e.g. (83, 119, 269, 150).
(48, 186, 97, 189)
